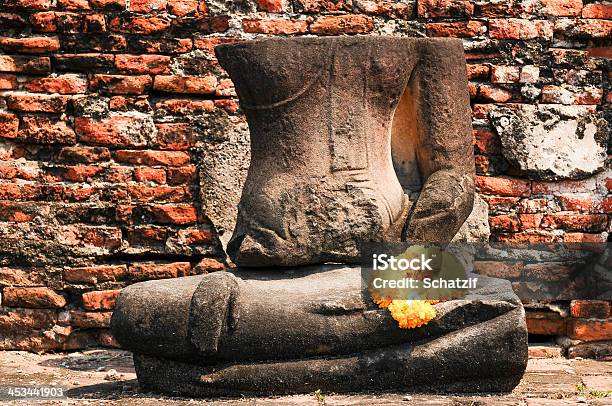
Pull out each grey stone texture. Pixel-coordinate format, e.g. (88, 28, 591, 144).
(112, 266, 528, 396)
(215, 36, 475, 267)
(490, 104, 608, 180)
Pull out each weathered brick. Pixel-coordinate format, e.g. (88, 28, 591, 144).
(178, 228, 214, 245)
(90, 0, 125, 8)
(254, 0, 286, 12)
(568, 319, 612, 341)
(166, 165, 197, 184)
(81, 289, 120, 310)
(90, 74, 152, 95)
(53, 53, 114, 71)
(557, 193, 594, 212)
(128, 261, 192, 281)
(18, 116, 76, 145)
(242, 18, 308, 35)
(25, 74, 88, 94)
(0, 163, 39, 181)
(473, 129, 501, 154)
(476, 176, 531, 197)
(30, 11, 63, 32)
(474, 261, 523, 278)
(293, 0, 348, 12)
(0, 267, 46, 287)
(193, 257, 225, 272)
(477, 0, 523, 17)
(128, 0, 167, 12)
(518, 213, 544, 230)
(520, 66, 540, 83)
(53, 165, 104, 182)
(155, 123, 195, 150)
(533, 0, 583, 16)
(130, 38, 192, 54)
(83, 14, 107, 32)
(466, 64, 489, 80)
(483, 196, 521, 211)
(109, 96, 151, 112)
(61, 33, 125, 52)
(568, 341, 612, 358)
(532, 178, 598, 195)
(491, 66, 520, 83)
(310, 15, 374, 35)
(0, 74, 18, 89)
(478, 84, 513, 102)
(114, 150, 190, 166)
(109, 16, 171, 34)
(474, 155, 490, 174)
(523, 262, 576, 282)
(426, 21, 486, 37)
(134, 167, 166, 183)
(0, 201, 36, 221)
(582, 3, 612, 18)
(115, 54, 171, 74)
(601, 196, 612, 214)
(126, 225, 169, 245)
(489, 19, 553, 39)
(127, 185, 187, 202)
(555, 19, 612, 39)
(541, 85, 603, 105)
(6, 94, 70, 113)
(136, 204, 198, 224)
(153, 75, 217, 94)
(155, 99, 215, 115)
(70, 310, 112, 328)
(563, 232, 608, 243)
(0, 308, 57, 332)
(167, 0, 202, 16)
(526, 312, 567, 335)
(2, 286, 66, 308)
(57, 146, 111, 163)
(0, 112, 19, 139)
(75, 116, 154, 147)
(58, 0, 91, 9)
(418, 0, 474, 18)
(0, 13, 28, 30)
(63, 264, 127, 283)
(193, 37, 241, 53)
(0, 36, 60, 53)
(170, 16, 229, 35)
(541, 213, 608, 232)
(1, 0, 53, 10)
(570, 300, 611, 319)
(57, 225, 122, 250)
(489, 214, 520, 232)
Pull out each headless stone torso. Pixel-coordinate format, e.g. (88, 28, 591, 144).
(216, 37, 475, 267)
(111, 37, 528, 396)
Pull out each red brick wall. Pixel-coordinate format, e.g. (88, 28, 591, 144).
(0, 0, 610, 353)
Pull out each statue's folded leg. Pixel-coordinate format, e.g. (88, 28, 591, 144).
(112, 267, 528, 396)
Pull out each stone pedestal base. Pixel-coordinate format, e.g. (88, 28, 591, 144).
(111, 266, 528, 396)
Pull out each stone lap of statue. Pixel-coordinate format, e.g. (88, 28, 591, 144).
(111, 36, 528, 397)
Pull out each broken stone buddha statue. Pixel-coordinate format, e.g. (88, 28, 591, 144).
(112, 37, 528, 396)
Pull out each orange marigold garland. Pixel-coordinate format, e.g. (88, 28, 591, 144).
(374, 298, 439, 329)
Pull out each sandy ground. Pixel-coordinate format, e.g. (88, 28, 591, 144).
(0, 349, 610, 405)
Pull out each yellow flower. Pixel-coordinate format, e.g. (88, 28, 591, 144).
(384, 300, 437, 329)
(372, 296, 392, 309)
